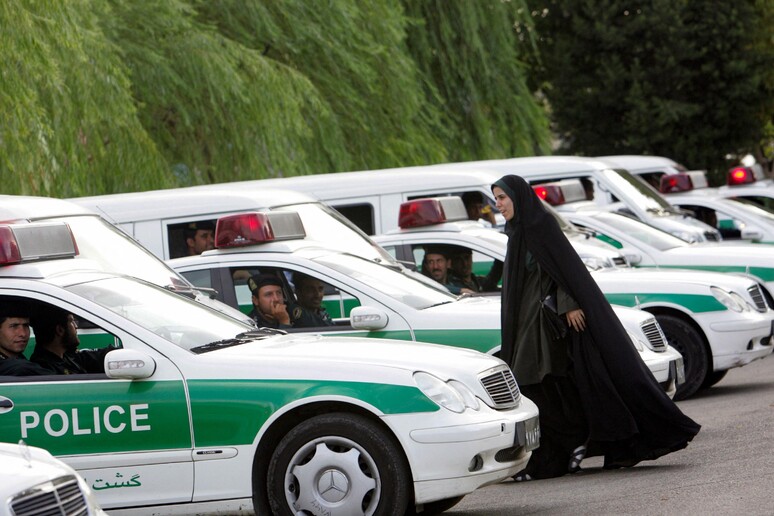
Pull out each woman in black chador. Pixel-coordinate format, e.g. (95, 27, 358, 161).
(492, 175, 700, 481)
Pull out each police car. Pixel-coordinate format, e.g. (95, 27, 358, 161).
(0, 221, 540, 515)
(600, 156, 774, 243)
(373, 197, 774, 400)
(0, 194, 253, 326)
(168, 210, 685, 399)
(1, 441, 107, 516)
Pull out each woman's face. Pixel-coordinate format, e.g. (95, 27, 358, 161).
(493, 186, 514, 221)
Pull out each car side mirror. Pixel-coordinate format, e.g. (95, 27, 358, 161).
(105, 349, 157, 379)
(741, 226, 764, 241)
(619, 248, 642, 266)
(350, 306, 389, 330)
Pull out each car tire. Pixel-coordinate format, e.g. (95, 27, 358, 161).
(656, 314, 708, 401)
(701, 369, 729, 389)
(409, 496, 466, 515)
(267, 412, 410, 516)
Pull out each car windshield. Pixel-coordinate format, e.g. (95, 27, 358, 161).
(50, 215, 190, 289)
(275, 203, 399, 266)
(729, 198, 774, 223)
(313, 253, 456, 309)
(600, 168, 677, 215)
(68, 277, 253, 352)
(592, 212, 689, 251)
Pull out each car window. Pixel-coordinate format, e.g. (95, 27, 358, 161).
(591, 213, 689, 251)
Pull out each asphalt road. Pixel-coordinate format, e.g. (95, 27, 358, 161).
(448, 352, 774, 516)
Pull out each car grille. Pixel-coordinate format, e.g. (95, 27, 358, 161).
(747, 284, 768, 312)
(10, 475, 88, 516)
(480, 367, 521, 408)
(612, 256, 628, 266)
(641, 319, 667, 352)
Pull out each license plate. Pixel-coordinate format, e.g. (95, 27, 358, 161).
(515, 416, 540, 452)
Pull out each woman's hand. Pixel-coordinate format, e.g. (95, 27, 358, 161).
(565, 308, 586, 332)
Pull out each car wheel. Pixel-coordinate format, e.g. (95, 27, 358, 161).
(409, 496, 465, 515)
(267, 412, 410, 516)
(656, 314, 708, 401)
(701, 369, 729, 389)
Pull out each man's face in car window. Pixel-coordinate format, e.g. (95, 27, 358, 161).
(296, 278, 325, 310)
(0, 317, 31, 358)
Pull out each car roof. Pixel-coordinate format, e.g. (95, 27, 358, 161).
(598, 155, 681, 172)
(0, 195, 94, 221)
(70, 187, 320, 223)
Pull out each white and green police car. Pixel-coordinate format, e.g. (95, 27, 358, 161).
(0, 221, 539, 515)
(168, 211, 684, 399)
(373, 197, 773, 400)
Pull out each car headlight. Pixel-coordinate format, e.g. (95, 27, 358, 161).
(414, 372, 479, 413)
(671, 230, 697, 243)
(580, 256, 610, 270)
(627, 331, 645, 352)
(711, 287, 747, 312)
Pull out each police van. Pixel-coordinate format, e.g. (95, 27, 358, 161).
(189, 156, 721, 243)
(0, 221, 540, 514)
(374, 197, 774, 399)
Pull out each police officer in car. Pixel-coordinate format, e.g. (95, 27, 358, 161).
(31, 306, 116, 375)
(0, 300, 48, 376)
(185, 220, 215, 256)
(247, 274, 293, 330)
(291, 272, 334, 328)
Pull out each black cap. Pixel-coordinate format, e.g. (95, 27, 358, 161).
(186, 220, 215, 232)
(248, 274, 283, 295)
(423, 245, 453, 259)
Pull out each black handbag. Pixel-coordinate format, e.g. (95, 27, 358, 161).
(540, 292, 568, 340)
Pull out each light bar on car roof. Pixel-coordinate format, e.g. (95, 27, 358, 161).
(398, 197, 468, 229)
(659, 173, 694, 193)
(531, 179, 587, 206)
(0, 222, 78, 265)
(215, 211, 306, 249)
(727, 166, 757, 186)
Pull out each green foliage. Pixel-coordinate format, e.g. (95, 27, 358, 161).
(402, 0, 551, 159)
(0, 0, 169, 197)
(195, 0, 450, 171)
(527, 0, 774, 177)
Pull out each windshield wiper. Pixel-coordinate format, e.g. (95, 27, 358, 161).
(191, 329, 286, 354)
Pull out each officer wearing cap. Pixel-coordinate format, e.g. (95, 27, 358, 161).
(291, 273, 334, 328)
(185, 220, 216, 256)
(0, 300, 48, 376)
(247, 274, 293, 329)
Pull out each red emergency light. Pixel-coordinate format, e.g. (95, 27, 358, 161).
(532, 185, 565, 206)
(398, 199, 446, 229)
(659, 173, 693, 193)
(728, 166, 756, 186)
(0, 223, 78, 265)
(215, 212, 306, 249)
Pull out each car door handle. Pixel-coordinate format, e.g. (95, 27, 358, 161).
(0, 397, 13, 414)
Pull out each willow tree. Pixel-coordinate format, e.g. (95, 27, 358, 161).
(0, 0, 169, 197)
(401, 0, 552, 160)
(193, 0, 449, 171)
(97, 0, 346, 185)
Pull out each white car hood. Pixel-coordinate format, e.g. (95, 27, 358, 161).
(0, 443, 76, 495)
(204, 332, 503, 381)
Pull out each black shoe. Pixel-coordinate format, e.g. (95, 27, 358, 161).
(568, 445, 587, 473)
(513, 471, 533, 482)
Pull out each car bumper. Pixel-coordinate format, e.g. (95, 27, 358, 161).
(703, 314, 774, 371)
(383, 396, 540, 505)
(641, 346, 684, 399)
